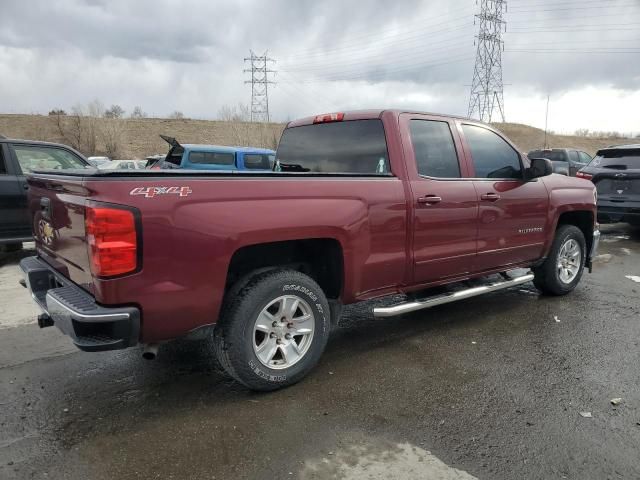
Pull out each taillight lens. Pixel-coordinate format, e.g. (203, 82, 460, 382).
(85, 205, 138, 277)
(576, 171, 593, 180)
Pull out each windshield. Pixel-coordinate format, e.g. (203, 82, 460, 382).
(528, 150, 567, 162)
(276, 119, 390, 174)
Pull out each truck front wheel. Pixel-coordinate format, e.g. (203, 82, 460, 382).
(214, 269, 331, 391)
(533, 225, 586, 296)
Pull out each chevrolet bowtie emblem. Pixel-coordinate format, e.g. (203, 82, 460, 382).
(38, 219, 55, 246)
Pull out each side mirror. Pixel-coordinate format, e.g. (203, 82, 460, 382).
(526, 157, 553, 180)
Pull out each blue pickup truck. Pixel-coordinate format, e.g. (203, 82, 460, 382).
(149, 135, 275, 171)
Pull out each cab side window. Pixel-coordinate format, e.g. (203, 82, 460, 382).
(462, 124, 522, 179)
(409, 120, 461, 178)
(12, 145, 88, 174)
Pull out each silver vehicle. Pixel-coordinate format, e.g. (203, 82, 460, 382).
(98, 160, 147, 170)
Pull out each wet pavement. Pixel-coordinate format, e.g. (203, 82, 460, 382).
(1, 225, 639, 479)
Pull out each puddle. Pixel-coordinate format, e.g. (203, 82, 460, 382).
(301, 442, 477, 480)
(593, 254, 613, 263)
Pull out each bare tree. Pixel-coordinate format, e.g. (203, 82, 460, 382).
(218, 103, 250, 122)
(130, 106, 146, 118)
(104, 104, 125, 119)
(169, 111, 185, 119)
(101, 118, 126, 159)
(574, 128, 589, 137)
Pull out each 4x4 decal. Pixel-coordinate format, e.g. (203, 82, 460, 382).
(130, 186, 193, 198)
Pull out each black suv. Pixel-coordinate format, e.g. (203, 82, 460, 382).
(0, 136, 91, 250)
(527, 148, 592, 176)
(576, 144, 640, 225)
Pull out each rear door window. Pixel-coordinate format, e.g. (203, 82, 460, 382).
(244, 154, 272, 169)
(189, 151, 235, 166)
(462, 125, 522, 179)
(409, 120, 460, 178)
(11, 145, 89, 174)
(276, 119, 390, 174)
(578, 151, 592, 164)
(568, 150, 579, 163)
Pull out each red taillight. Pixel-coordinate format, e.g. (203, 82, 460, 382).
(576, 171, 593, 180)
(313, 112, 344, 124)
(85, 205, 138, 277)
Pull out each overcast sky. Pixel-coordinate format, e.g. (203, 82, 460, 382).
(0, 0, 639, 133)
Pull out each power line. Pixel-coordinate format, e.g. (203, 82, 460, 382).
(281, 20, 473, 61)
(468, 0, 507, 123)
(287, 55, 474, 84)
(282, 12, 474, 59)
(244, 50, 276, 122)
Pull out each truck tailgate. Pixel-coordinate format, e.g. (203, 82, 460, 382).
(28, 174, 94, 292)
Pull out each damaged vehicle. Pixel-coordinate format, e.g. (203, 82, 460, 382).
(19, 110, 599, 391)
(147, 135, 275, 171)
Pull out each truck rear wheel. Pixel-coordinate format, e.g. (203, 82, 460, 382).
(214, 269, 331, 391)
(533, 225, 586, 296)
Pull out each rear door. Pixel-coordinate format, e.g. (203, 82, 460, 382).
(459, 123, 549, 272)
(567, 150, 583, 176)
(0, 143, 31, 240)
(400, 114, 479, 284)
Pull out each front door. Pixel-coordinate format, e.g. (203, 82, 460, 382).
(459, 123, 549, 272)
(0, 144, 30, 240)
(400, 114, 479, 285)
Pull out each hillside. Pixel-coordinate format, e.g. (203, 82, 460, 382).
(0, 114, 627, 159)
(0, 114, 284, 159)
(492, 122, 624, 156)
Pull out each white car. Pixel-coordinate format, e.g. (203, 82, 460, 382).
(86, 156, 111, 167)
(98, 160, 147, 170)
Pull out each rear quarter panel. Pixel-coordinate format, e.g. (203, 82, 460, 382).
(85, 175, 408, 342)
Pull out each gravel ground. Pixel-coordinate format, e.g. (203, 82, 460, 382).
(1, 225, 639, 479)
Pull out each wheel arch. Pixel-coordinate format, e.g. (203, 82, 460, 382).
(224, 238, 345, 301)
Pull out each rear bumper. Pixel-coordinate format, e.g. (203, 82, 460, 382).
(19, 256, 139, 352)
(597, 199, 640, 224)
(586, 228, 600, 272)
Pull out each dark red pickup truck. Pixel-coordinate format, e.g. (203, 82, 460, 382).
(20, 110, 599, 390)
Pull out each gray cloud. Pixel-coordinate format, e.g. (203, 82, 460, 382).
(0, 0, 638, 131)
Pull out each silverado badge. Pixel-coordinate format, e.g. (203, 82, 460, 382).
(38, 219, 55, 246)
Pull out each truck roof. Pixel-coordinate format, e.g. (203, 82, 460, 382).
(602, 143, 640, 150)
(286, 109, 473, 128)
(182, 144, 275, 154)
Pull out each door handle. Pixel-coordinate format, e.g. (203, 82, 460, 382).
(417, 195, 442, 205)
(23, 184, 29, 190)
(480, 193, 501, 202)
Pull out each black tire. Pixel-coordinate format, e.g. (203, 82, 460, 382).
(214, 269, 331, 391)
(533, 225, 586, 296)
(1, 243, 23, 253)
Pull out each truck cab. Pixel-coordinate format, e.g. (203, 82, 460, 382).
(153, 135, 275, 171)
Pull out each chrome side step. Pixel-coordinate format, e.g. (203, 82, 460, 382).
(373, 273, 535, 318)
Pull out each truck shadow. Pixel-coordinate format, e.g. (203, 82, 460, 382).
(0, 242, 35, 267)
